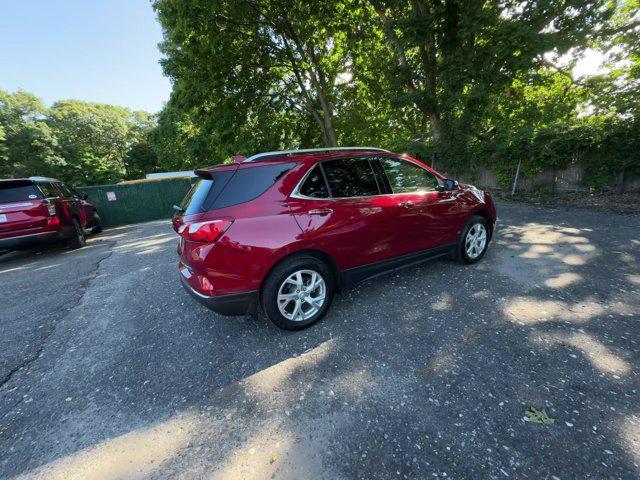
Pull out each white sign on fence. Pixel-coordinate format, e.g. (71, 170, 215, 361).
(106, 191, 117, 201)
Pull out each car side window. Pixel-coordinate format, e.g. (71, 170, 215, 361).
(56, 183, 75, 198)
(298, 165, 329, 198)
(381, 158, 441, 194)
(321, 158, 379, 198)
(206, 162, 296, 210)
(38, 182, 59, 198)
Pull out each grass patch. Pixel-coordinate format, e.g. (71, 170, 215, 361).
(524, 407, 555, 425)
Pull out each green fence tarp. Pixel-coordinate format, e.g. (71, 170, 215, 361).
(80, 178, 193, 228)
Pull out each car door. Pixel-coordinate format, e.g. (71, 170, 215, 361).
(287, 157, 398, 272)
(36, 181, 69, 227)
(378, 157, 461, 255)
(65, 183, 97, 227)
(53, 182, 89, 227)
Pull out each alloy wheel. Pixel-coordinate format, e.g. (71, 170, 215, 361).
(277, 269, 326, 322)
(465, 223, 487, 259)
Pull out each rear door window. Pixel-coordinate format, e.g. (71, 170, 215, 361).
(0, 181, 43, 203)
(37, 182, 60, 199)
(297, 165, 329, 198)
(56, 183, 76, 198)
(321, 158, 379, 198)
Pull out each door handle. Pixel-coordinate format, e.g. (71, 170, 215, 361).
(398, 201, 414, 208)
(309, 208, 333, 216)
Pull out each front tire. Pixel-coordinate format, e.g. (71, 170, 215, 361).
(67, 218, 86, 249)
(261, 255, 335, 330)
(455, 215, 490, 264)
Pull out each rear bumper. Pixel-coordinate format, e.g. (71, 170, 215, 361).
(179, 272, 259, 316)
(0, 231, 61, 250)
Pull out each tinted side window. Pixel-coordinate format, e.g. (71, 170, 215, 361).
(38, 182, 60, 198)
(298, 165, 329, 198)
(209, 162, 295, 210)
(322, 158, 379, 198)
(381, 158, 440, 194)
(56, 183, 76, 198)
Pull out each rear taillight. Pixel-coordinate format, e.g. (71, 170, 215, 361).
(179, 219, 233, 243)
(172, 215, 184, 234)
(43, 201, 59, 226)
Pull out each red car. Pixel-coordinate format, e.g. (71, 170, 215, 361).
(0, 177, 102, 251)
(174, 148, 497, 330)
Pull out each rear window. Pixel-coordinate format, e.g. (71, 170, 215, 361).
(181, 162, 295, 214)
(0, 181, 43, 203)
(321, 158, 379, 198)
(181, 179, 216, 215)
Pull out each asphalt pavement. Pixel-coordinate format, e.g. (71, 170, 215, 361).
(0, 201, 639, 479)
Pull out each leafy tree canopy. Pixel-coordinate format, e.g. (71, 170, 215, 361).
(0, 90, 159, 186)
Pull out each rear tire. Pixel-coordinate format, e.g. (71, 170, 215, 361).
(67, 218, 86, 249)
(455, 215, 490, 264)
(91, 216, 103, 234)
(261, 255, 335, 330)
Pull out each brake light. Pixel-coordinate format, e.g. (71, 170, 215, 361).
(172, 215, 184, 233)
(180, 219, 233, 242)
(42, 201, 59, 226)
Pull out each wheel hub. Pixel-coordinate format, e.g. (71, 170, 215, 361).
(465, 223, 487, 259)
(277, 269, 326, 322)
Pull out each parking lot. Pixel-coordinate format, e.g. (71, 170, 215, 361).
(1, 201, 639, 479)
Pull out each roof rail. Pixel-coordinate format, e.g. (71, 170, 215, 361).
(28, 176, 61, 182)
(243, 147, 389, 163)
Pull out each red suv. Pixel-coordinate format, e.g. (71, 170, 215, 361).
(0, 177, 102, 251)
(174, 148, 497, 330)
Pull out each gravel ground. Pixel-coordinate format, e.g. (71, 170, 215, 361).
(0, 201, 638, 479)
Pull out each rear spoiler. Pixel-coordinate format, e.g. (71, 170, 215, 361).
(194, 164, 239, 180)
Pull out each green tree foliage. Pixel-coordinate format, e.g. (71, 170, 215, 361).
(2, 2, 639, 191)
(368, 0, 621, 168)
(154, 0, 639, 188)
(0, 90, 64, 178)
(0, 90, 158, 185)
(153, 0, 415, 162)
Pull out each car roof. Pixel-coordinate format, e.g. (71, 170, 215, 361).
(195, 148, 397, 177)
(243, 147, 389, 163)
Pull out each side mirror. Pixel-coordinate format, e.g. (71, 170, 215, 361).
(81, 192, 88, 200)
(444, 179, 458, 191)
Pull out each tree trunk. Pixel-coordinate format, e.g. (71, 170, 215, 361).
(428, 111, 443, 142)
(316, 88, 337, 147)
(322, 115, 337, 147)
(278, 10, 337, 147)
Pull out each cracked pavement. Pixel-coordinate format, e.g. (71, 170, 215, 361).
(0, 202, 639, 479)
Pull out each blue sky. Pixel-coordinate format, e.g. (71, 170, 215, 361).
(0, 0, 171, 113)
